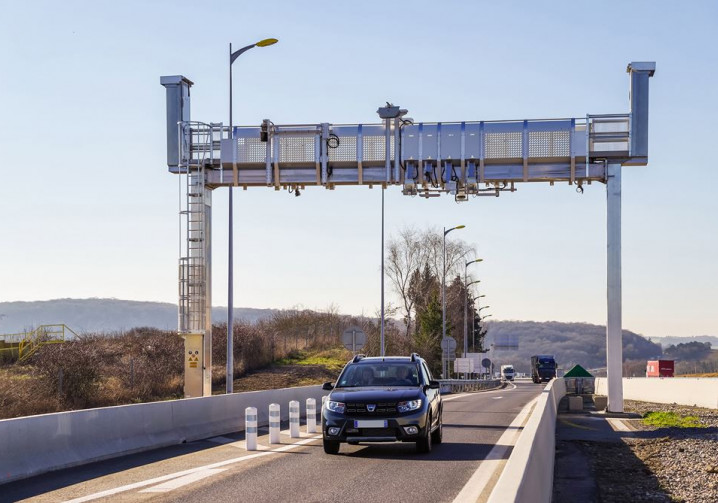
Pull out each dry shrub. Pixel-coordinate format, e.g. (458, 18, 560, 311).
(0, 366, 62, 418)
(4, 308, 354, 417)
(115, 328, 183, 399)
(31, 335, 106, 408)
(27, 328, 184, 409)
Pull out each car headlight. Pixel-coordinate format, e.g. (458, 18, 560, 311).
(397, 399, 422, 413)
(326, 400, 345, 414)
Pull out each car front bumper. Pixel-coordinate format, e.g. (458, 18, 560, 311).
(322, 408, 430, 443)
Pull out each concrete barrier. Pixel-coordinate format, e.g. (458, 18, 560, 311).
(0, 385, 327, 485)
(595, 377, 718, 409)
(487, 378, 566, 503)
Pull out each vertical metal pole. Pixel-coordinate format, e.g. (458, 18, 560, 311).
(442, 228, 446, 378)
(463, 266, 468, 359)
(229, 43, 233, 137)
(380, 187, 385, 357)
(463, 266, 468, 380)
(203, 191, 213, 396)
(227, 188, 234, 393)
(227, 43, 235, 394)
(380, 117, 389, 358)
(606, 163, 623, 412)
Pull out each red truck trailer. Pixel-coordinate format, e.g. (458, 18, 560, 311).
(646, 359, 674, 377)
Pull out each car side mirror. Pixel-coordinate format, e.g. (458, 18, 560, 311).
(428, 380, 440, 390)
(322, 381, 334, 391)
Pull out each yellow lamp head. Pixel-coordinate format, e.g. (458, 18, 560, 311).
(256, 38, 278, 47)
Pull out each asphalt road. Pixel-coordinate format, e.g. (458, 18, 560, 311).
(3, 381, 542, 503)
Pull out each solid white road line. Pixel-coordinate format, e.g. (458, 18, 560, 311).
(442, 381, 516, 403)
(139, 469, 227, 493)
(62, 435, 322, 503)
(451, 396, 538, 503)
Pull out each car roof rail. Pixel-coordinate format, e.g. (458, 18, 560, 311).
(352, 354, 365, 363)
(410, 353, 420, 362)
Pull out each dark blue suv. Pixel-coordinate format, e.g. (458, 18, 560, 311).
(321, 353, 442, 454)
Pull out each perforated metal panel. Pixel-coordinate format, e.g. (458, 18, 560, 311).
(528, 131, 570, 158)
(236, 137, 265, 163)
(278, 136, 315, 164)
(485, 132, 522, 159)
(328, 135, 357, 162)
(363, 135, 394, 162)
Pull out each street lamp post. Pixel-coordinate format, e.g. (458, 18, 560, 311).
(442, 224, 464, 378)
(463, 259, 482, 361)
(227, 38, 278, 394)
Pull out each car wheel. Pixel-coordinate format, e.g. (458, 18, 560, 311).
(416, 414, 433, 453)
(431, 410, 443, 444)
(323, 438, 340, 455)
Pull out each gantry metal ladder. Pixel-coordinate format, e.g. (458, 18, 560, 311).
(178, 122, 219, 335)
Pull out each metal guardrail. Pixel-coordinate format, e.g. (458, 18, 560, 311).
(438, 379, 503, 394)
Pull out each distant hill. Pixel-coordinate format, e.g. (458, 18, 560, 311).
(483, 320, 664, 375)
(650, 335, 718, 349)
(0, 301, 675, 373)
(0, 299, 276, 334)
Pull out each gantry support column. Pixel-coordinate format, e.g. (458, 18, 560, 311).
(606, 163, 623, 412)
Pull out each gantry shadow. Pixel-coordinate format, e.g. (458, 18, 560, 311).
(0, 421, 310, 501)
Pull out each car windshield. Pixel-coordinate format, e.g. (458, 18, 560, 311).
(336, 363, 420, 388)
(538, 359, 555, 368)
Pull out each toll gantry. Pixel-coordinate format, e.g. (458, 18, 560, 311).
(161, 62, 655, 408)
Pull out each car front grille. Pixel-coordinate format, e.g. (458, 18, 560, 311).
(359, 428, 396, 437)
(346, 402, 399, 417)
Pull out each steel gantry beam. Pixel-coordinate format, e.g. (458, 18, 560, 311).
(161, 62, 655, 409)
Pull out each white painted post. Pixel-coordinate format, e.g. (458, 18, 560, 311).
(606, 163, 624, 413)
(289, 400, 300, 438)
(269, 403, 280, 444)
(306, 398, 317, 433)
(245, 407, 257, 451)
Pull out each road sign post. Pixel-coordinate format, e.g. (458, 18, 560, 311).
(441, 336, 457, 378)
(342, 326, 366, 354)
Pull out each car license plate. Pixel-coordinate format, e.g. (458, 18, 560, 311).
(354, 420, 387, 428)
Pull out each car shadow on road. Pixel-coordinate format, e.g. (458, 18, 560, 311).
(344, 440, 503, 461)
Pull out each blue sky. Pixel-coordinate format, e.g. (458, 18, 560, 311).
(1, 1, 716, 338)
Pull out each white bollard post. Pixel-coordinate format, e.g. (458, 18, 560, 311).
(245, 407, 257, 451)
(269, 403, 280, 444)
(322, 395, 328, 408)
(289, 400, 300, 438)
(306, 398, 317, 434)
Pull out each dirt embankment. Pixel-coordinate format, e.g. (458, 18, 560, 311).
(230, 364, 340, 392)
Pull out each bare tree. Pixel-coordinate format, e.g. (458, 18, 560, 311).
(386, 227, 423, 339)
(386, 226, 476, 340)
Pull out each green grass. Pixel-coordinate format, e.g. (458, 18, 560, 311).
(275, 348, 350, 371)
(642, 411, 704, 428)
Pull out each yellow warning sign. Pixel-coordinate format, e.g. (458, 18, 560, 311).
(188, 350, 199, 369)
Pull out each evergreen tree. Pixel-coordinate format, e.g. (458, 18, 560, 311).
(414, 292, 443, 375)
